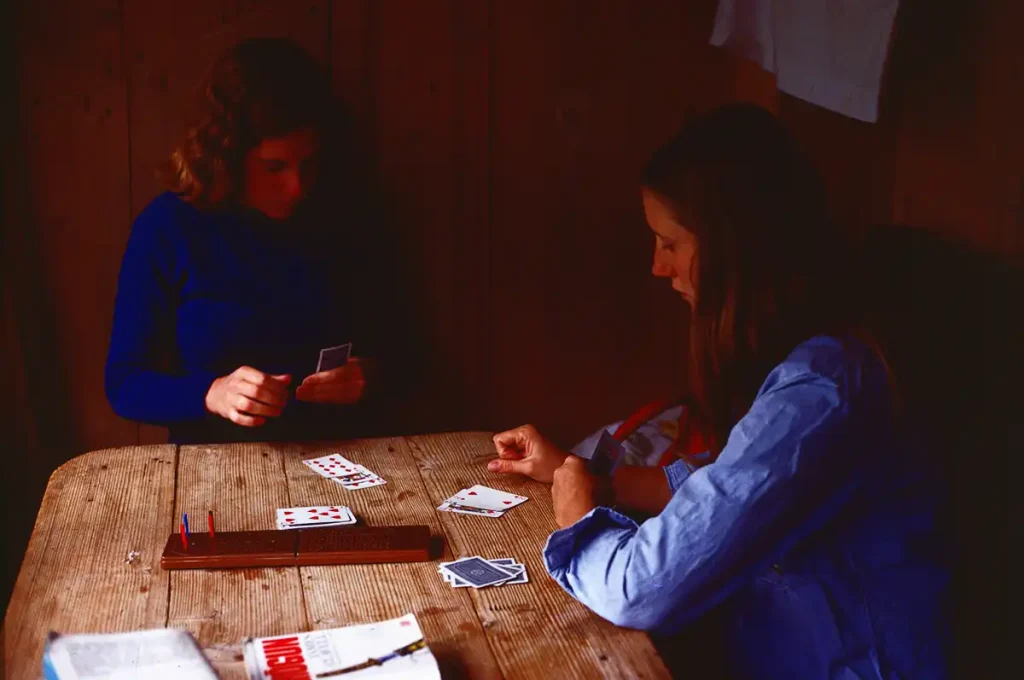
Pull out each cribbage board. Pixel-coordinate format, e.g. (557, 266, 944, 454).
(160, 525, 433, 570)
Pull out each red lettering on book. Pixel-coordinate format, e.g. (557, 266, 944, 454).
(260, 637, 309, 679)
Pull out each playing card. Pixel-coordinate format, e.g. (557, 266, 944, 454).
(487, 558, 526, 584)
(337, 473, 387, 490)
(437, 561, 473, 588)
(489, 558, 519, 568)
(333, 468, 374, 484)
(451, 485, 528, 512)
(440, 557, 516, 588)
(438, 558, 526, 588)
(302, 455, 364, 479)
(276, 506, 356, 529)
(316, 343, 352, 373)
(436, 499, 505, 517)
(499, 566, 529, 585)
(588, 430, 626, 476)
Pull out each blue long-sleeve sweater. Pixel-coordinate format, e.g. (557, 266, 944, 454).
(105, 192, 361, 443)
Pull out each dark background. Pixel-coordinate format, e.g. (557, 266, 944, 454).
(2, 0, 1019, 674)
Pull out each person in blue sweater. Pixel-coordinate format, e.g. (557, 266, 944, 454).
(489, 104, 949, 678)
(106, 38, 398, 444)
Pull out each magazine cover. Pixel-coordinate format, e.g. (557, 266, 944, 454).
(242, 613, 440, 680)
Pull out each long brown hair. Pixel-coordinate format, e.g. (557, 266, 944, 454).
(643, 103, 855, 457)
(163, 38, 340, 209)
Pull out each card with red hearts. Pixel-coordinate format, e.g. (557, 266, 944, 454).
(302, 455, 364, 479)
(275, 505, 356, 530)
(302, 455, 388, 490)
(437, 485, 528, 517)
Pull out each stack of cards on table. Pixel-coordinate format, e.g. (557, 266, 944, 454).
(438, 556, 529, 589)
(303, 454, 386, 490)
(276, 505, 356, 530)
(437, 485, 527, 517)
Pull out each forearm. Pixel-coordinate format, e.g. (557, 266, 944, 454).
(107, 368, 217, 425)
(611, 465, 673, 514)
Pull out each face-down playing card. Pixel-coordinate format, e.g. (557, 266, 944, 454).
(440, 557, 517, 588)
(316, 343, 352, 373)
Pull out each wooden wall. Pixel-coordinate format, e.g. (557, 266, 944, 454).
(3, 0, 1020, 620)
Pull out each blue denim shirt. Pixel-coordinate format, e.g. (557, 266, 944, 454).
(544, 336, 949, 679)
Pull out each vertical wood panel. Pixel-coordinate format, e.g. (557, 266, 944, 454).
(777, 93, 898, 234)
(12, 0, 136, 452)
(887, 0, 1001, 250)
(369, 0, 491, 432)
(972, 0, 1023, 256)
(488, 0, 723, 446)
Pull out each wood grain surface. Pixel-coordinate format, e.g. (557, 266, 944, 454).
(408, 432, 670, 680)
(170, 443, 307, 678)
(3, 445, 176, 677)
(3, 435, 667, 679)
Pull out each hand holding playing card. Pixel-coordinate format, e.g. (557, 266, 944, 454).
(488, 424, 569, 484)
(204, 366, 291, 427)
(551, 456, 601, 528)
(295, 357, 372, 405)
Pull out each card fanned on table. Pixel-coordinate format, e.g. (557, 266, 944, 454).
(303, 454, 387, 489)
(243, 613, 440, 680)
(160, 525, 431, 570)
(42, 628, 219, 680)
(437, 484, 528, 518)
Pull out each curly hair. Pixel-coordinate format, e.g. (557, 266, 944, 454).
(163, 38, 338, 208)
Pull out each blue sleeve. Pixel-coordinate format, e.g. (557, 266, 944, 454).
(663, 459, 693, 491)
(104, 200, 217, 424)
(543, 359, 875, 633)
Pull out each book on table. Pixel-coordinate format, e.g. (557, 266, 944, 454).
(42, 628, 219, 679)
(242, 613, 440, 680)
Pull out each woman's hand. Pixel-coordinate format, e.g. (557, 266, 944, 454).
(552, 456, 601, 528)
(488, 424, 569, 484)
(295, 357, 370, 404)
(205, 366, 291, 427)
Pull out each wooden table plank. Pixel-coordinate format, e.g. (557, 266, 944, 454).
(408, 432, 670, 679)
(3, 445, 176, 678)
(282, 438, 501, 680)
(169, 443, 307, 679)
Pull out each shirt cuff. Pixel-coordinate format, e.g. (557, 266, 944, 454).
(543, 506, 639, 576)
(663, 459, 692, 493)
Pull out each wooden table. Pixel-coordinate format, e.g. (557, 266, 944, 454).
(3, 433, 669, 679)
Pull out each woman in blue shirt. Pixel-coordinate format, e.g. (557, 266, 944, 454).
(106, 39, 399, 444)
(489, 104, 949, 678)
